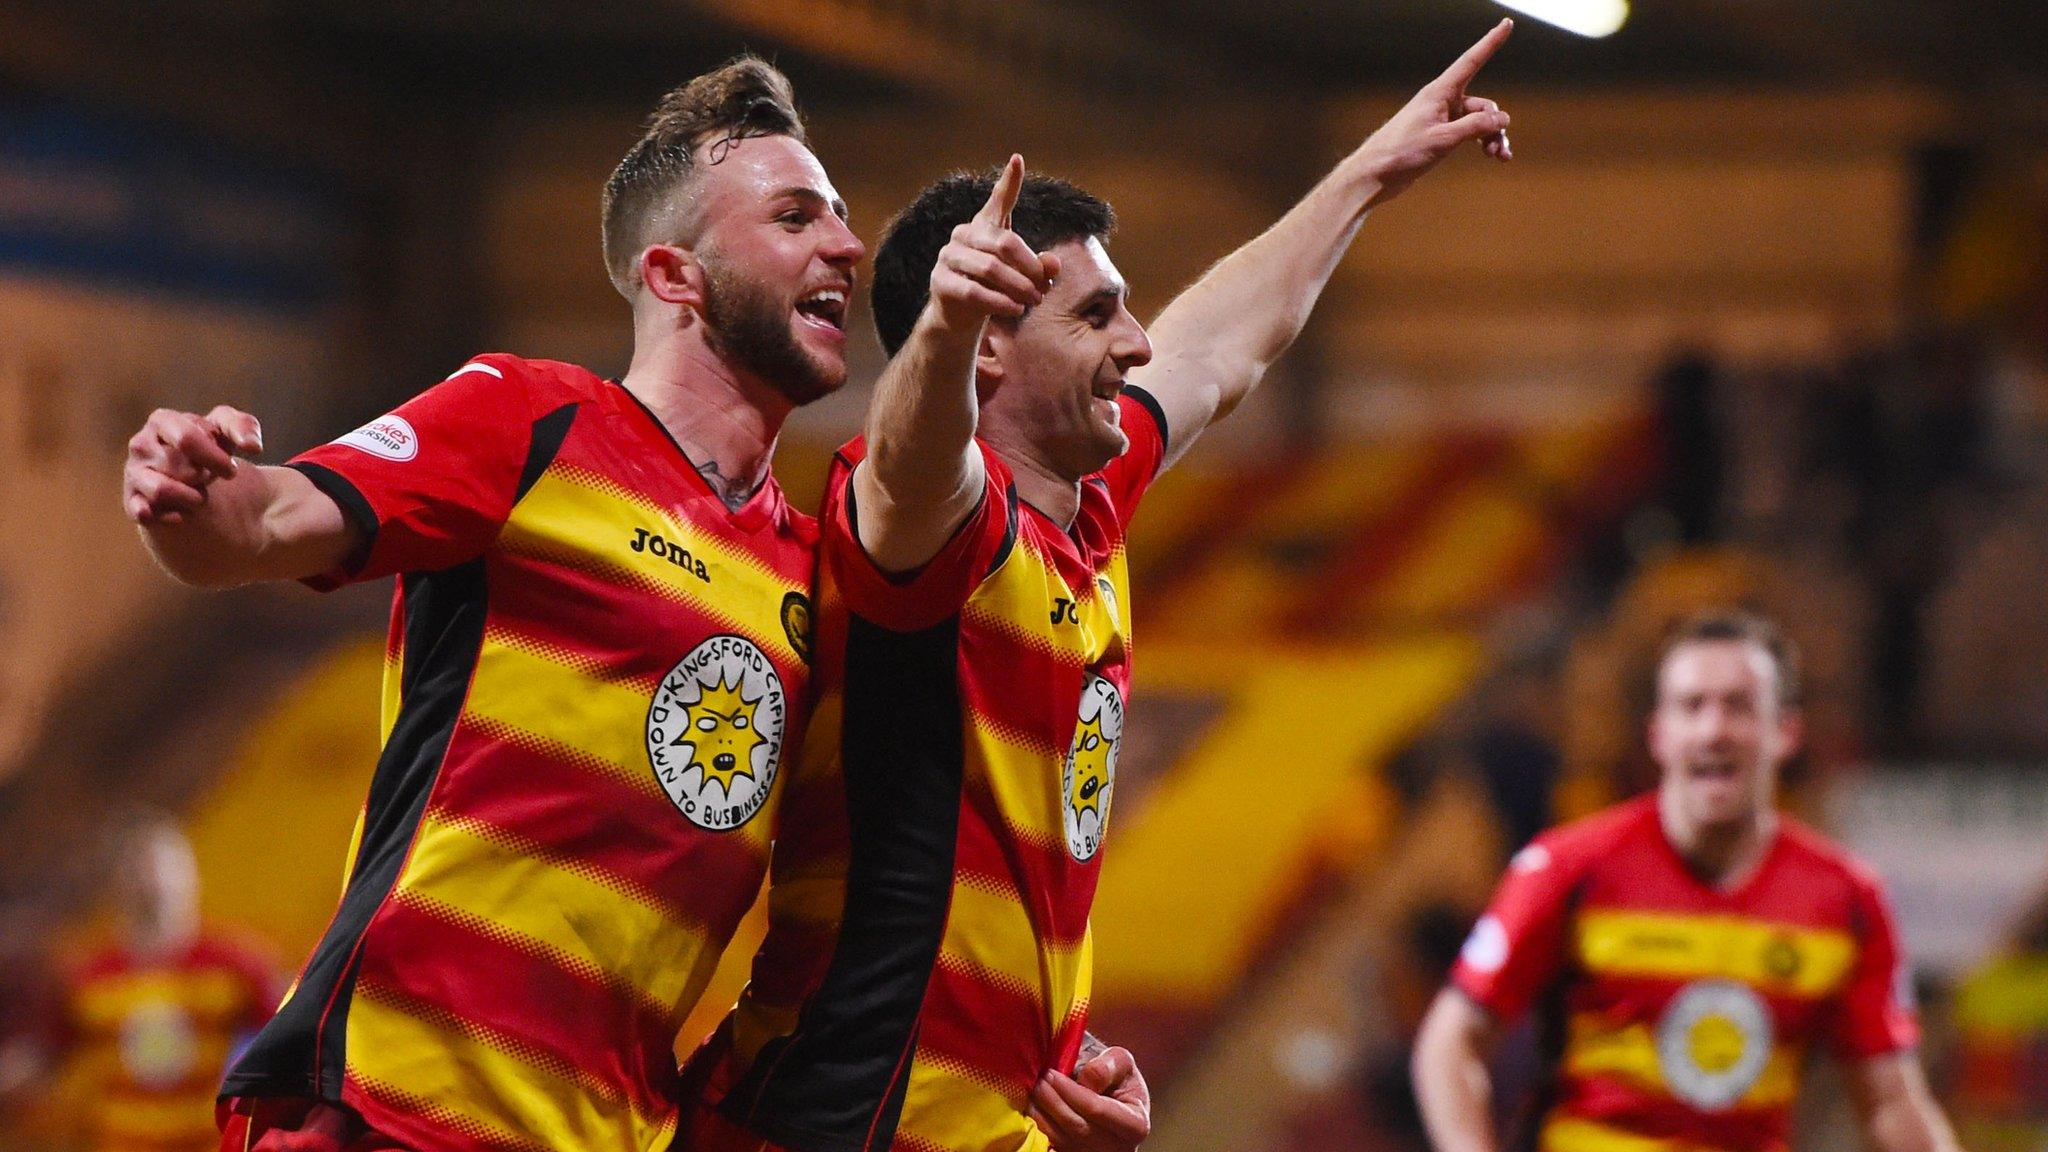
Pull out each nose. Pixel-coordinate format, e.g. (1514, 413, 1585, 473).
(1113, 308, 1153, 371)
(821, 214, 866, 269)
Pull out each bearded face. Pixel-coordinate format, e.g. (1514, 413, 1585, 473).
(700, 254, 844, 407)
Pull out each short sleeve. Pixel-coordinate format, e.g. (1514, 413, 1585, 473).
(287, 357, 535, 589)
(821, 439, 1016, 633)
(1450, 840, 1580, 1024)
(1095, 387, 1169, 533)
(1830, 871, 1920, 1060)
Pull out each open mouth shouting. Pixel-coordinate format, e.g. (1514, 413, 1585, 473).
(794, 285, 849, 339)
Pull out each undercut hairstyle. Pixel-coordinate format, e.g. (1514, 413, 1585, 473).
(1654, 608, 1803, 709)
(601, 56, 806, 297)
(870, 170, 1116, 356)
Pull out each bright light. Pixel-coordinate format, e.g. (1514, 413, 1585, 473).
(1493, 0, 1629, 37)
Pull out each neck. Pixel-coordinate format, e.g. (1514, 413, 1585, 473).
(984, 433, 1083, 529)
(1658, 788, 1776, 890)
(621, 321, 791, 512)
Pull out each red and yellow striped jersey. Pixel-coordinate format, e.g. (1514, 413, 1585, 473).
(224, 355, 816, 1152)
(63, 934, 280, 1152)
(1452, 795, 1919, 1152)
(703, 389, 1169, 1152)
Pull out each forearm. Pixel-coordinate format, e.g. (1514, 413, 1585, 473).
(1146, 158, 1383, 409)
(1852, 1053, 1963, 1152)
(1412, 995, 1501, 1152)
(863, 308, 984, 510)
(142, 464, 348, 587)
(1864, 1081, 1963, 1152)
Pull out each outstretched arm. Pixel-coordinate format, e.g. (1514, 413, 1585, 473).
(1846, 1052, 1964, 1152)
(1412, 987, 1503, 1152)
(124, 405, 359, 587)
(853, 155, 1059, 572)
(1134, 19, 1516, 470)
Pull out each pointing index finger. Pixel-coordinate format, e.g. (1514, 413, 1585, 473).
(1437, 18, 1513, 92)
(977, 154, 1026, 231)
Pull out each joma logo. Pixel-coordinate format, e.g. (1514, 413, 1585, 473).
(630, 526, 710, 582)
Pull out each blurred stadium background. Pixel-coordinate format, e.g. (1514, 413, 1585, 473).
(3, 0, 2048, 1148)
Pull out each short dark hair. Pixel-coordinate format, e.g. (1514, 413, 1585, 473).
(601, 56, 806, 297)
(871, 169, 1116, 356)
(1655, 608, 1803, 708)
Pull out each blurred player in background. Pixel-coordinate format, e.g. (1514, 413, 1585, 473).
(1412, 610, 1964, 1152)
(683, 22, 1516, 1152)
(121, 58, 861, 1152)
(53, 815, 280, 1152)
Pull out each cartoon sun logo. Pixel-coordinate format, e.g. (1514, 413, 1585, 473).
(1068, 713, 1113, 819)
(671, 675, 767, 794)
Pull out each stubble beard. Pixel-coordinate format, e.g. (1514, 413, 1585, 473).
(700, 257, 842, 407)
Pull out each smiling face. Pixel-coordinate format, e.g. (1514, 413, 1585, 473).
(681, 134, 864, 405)
(979, 236, 1154, 481)
(1648, 639, 1801, 838)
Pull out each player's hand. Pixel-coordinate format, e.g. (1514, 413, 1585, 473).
(123, 405, 265, 525)
(1353, 19, 1514, 205)
(1028, 1045, 1151, 1152)
(926, 154, 1061, 335)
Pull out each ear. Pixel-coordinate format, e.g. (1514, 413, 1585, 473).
(974, 323, 1008, 395)
(1773, 707, 1805, 763)
(641, 244, 705, 311)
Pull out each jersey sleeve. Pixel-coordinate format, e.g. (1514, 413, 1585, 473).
(1450, 840, 1580, 1024)
(1830, 870, 1921, 1060)
(286, 356, 535, 589)
(1095, 387, 1169, 533)
(821, 439, 1016, 633)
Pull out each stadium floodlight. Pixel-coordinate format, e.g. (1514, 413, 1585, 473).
(1492, 0, 1629, 37)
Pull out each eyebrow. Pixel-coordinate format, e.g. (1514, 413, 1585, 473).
(777, 186, 849, 222)
(1076, 283, 1126, 311)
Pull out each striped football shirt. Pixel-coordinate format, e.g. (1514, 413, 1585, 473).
(223, 354, 816, 1152)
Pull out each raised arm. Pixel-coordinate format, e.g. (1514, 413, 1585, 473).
(1412, 987, 1504, 1152)
(1845, 1052, 1964, 1152)
(1133, 20, 1516, 470)
(853, 155, 1059, 572)
(124, 405, 359, 587)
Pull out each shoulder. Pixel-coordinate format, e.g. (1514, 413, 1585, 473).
(191, 928, 278, 974)
(1526, 796, 1660, 876)
(445, 353, 604, 410)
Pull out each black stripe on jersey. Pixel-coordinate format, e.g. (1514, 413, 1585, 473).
(220, 558, 489, 1101)
(1124, 384, 1170, 454)
(722, 612, 965, 1152)
(517, 403, 580, 500)
(288, 462, 379, 577)
(988, 480, 1019, 578)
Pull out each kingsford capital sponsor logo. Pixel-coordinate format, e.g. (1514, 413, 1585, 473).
(646, 635, 784, 831)
(1062, 674, 1124, 861)
(1655, 979, 1775, 1111)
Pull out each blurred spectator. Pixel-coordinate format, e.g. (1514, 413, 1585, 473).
(1947, 876, 2048, 1151)
(47, 815, 282, 1152)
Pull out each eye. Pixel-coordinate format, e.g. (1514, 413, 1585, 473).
(697, 717, 718, 731)
(733, 715, 749, 729)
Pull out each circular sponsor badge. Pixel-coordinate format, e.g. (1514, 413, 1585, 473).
(1062, 675, 1125, 861)
(646, 635, 785, 831)
(1655, 979, 1774, 1111)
